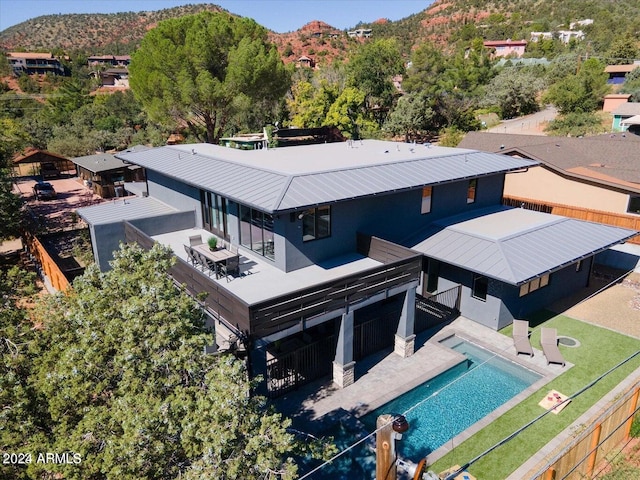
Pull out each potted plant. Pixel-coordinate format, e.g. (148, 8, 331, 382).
(207, 236, 218, 251)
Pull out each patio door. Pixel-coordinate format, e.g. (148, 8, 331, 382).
(200, 190, 229, 240)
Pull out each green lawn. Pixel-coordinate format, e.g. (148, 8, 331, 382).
(430, 312, 640, 479)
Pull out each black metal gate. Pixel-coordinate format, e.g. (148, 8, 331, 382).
(265, 335, 336, 398)
(415, 285, 461, 333)
(353, 310, 399, 360)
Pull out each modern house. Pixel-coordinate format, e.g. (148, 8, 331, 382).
(483, 40, 527, 58)
(458, 131, 640, 240)
(8, 52, 67, 76)
(78, 140, 636, 396)
(73, 152, 145, 198)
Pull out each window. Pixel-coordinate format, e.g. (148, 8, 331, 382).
(519, 274, 550, 297)
(239, 205, 274, 260)
(201, 190, 228, 239)
(472, 274, 488, 301)
(628, 196, 640, 214)
(421, 186, 432, 214)
(467, 178, 477, 204)
(302, 206, 331, 241)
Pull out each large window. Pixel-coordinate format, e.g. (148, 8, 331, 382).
(421, 186, 432, 214)
(302, 205, 331, 241)
(628, 196, 640, 214)
(472, 274, 488, 301)
(201, 190, 228, 239)
(239, 205, 274, 260)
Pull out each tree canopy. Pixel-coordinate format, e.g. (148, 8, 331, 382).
(2, 243, 302, 480)
(129, 12, 290, 144)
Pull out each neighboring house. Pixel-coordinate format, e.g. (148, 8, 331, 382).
(12, 149, 74, 177)
(87, 55, 131, 67)
(73, 152, 145, 198)
(78, 140, 635, 396)
(529, 31, 584, 44)
(7, 52, 66, 76)
(458, 131, 640, 237)
(611, 102, 640, 132)
(296, 55, 315, 68)
(483, 40, 527, 58)
(603, 93, 632, 114)
(605, 63, 640, 85)
(94, 68, 129, 88)
(347, 28, 372, 38)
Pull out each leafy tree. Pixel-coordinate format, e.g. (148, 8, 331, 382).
(0, 118, 26, 240)
(288, 80, 340, 128)
(481, 67, 545, 118)
(383, 91, 434, 142)
(606, 37, 639, 65)
(543, 58, 609, 114)
(0, 266, 40, 480)
(8, 243, 303, 480)
(544, 111, 607, 137)
(402, 43, 447, 94)
(324, 86, 377, 139)
(620, 68, 640, 102)
(345, 39, 404, 125)
(129, 12, 290, 143)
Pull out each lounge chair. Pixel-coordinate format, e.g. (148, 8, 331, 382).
(512, 319, 534, 357)
(541, 327, 566, 366)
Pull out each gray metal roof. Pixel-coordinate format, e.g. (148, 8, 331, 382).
(612, 102, 640, 116)
(72, 153, 130, 173)
(77, 196, 178, 225)
(116, 140, 538, 213)
(411, 206, 638, 285)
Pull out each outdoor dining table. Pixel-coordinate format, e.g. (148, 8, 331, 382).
(192, 244, 239, 278)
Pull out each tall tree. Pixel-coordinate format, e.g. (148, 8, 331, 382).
(11, 243, 301, 480)
(129, 12, 290, 143)
(543, 58, 609, 114)
(481, 67, 545, 118)
(0, 118, 25, 240)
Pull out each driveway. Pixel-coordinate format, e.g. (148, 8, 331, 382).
(488, 106, 558, 135)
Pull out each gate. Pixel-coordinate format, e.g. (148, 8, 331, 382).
(266, 335, 336, 398)
(353, 310, 399, 360)
(415, 285, 461, 333)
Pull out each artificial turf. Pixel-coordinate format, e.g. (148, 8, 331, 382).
(429, 312, 640, 479)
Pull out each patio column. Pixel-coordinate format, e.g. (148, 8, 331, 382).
(333, 310, 355, 388)
(395, 287, 416, 358)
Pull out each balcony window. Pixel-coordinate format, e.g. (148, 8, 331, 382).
(519, 274, 550, 297)
(240, 205, 274, 260)
(302, 205, 331, 242)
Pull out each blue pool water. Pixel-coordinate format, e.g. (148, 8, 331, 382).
(301, 336, 541, 478)
(361, 336, 542, 459)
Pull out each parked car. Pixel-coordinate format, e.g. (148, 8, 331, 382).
(33, 182, 57, 200)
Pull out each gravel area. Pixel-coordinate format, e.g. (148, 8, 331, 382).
(550, 268, 640, 339)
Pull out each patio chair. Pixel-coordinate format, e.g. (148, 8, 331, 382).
(189, 234, 203, 246)
(219, 255, 240, 282)
(512, 319, 534, 357)
(195, 252, 217, 277)
(541, 327, 566, 367)
(183, 244, 197, 266)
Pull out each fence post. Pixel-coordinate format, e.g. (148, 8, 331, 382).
(586, 423, 602, 477)
(624, 387, 640, 441)
(376, 414, 396, 480)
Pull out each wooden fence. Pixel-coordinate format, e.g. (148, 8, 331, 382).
(530, 381, 640, 480)
(23, 232, 70, 291)
(503, 195, 640, 244)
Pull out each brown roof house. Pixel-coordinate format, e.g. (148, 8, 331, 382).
(12, 149, 75, 178)
(458, 131, 640, 243)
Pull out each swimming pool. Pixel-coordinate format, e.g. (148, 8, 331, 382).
(361, 335, 542, 459)
(301, 335, 541, 478)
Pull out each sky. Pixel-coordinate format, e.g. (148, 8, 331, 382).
(0, 0, 434, 33)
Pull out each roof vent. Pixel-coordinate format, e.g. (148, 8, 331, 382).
(191, 149, 196, 155)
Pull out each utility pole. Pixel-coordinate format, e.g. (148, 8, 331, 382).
(376, 414, 410, 480)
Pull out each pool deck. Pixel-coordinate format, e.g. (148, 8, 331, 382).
(274, 316, 567, 464)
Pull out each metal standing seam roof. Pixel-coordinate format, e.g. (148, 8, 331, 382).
(411, 207, 638, 285)
(73, 153, 131, 173)
(77, 196, 181, 226)
(115, 140, 538, 213)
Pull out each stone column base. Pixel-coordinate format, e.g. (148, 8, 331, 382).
(333, 361, 356, 388)
(394, 334, 416, 358)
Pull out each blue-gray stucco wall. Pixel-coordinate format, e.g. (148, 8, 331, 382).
(435, 256, 592, 330)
